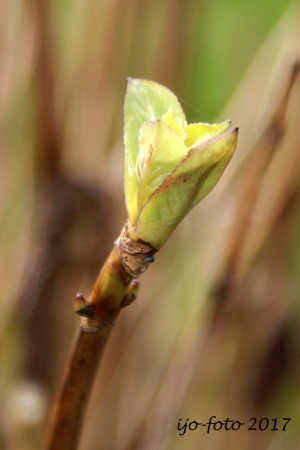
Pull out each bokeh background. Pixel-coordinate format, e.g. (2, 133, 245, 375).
(1, 0, 300, 449)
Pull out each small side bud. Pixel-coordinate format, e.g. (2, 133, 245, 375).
(121, 279, 140, 308)
(74, 293, 95, 318)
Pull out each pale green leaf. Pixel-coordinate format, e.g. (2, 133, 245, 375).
(134, 128, 238, 248)
(136, 120, 188, 222)
(124, 78, 186, 222)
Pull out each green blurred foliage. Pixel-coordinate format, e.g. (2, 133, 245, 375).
(182, 0, 294, 122)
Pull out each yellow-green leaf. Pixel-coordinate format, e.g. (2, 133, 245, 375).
(124, 78, 186, 222)
(161, 106, 185, 137)
(184, 120, 231, 148)
(135, 120, 188, 223)
(134, 128, 238, 249)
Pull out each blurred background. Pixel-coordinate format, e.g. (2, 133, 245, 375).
(1, 0, 300, 449)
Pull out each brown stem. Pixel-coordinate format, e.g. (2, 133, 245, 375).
(46, 226, 154, 450)
(46, 325, 114, 450)
(32, 0, 63, 180)
(219, 61, 300, 293)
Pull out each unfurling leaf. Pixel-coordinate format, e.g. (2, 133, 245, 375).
(123, 78, 238, 249)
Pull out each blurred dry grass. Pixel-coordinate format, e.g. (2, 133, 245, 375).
(1, 1, 300, 449)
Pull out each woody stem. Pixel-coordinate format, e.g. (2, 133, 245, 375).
(46, 224, 155, 450)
